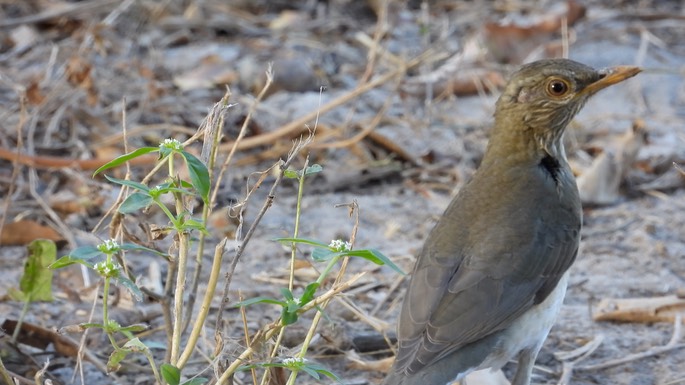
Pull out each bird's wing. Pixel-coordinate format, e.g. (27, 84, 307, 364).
(393, 175, 580, 374)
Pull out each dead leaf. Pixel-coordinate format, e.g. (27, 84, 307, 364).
(0, 220, 63, 246)
(208, 205, 243, 238)
(2, 319, 108, 373)
(401, 36, 504, 98)
(173, 55, 237, 91)
(25, 80, 45, 105)
(66, 56, 92, 85)
(49, 190, 104, 215)
(577, 120, 647, 205)
(637, 167, 685, 191)
(66, 56, 98, 105)
(594, 295, 685, 324)
(269, 10, 307, 30)
(345, 350, 394, 372)
(484, 0, 586, 63)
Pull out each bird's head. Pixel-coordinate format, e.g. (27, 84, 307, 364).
(492, 59, 641, 158)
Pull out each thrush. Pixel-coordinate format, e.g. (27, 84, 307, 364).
(383, 59, 640, 385)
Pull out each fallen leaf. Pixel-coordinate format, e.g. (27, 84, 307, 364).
(2, 319, 108, 373)
(269, 10, 307, 30)
(345, 350, 394, 372)
(484, 0, 586, 63)
(0, 220, 63, 246)
(594, 295, 685, 324)
(25, 80, 45, 105)
(577, 120, 647, 205)
(66, 55, 98, 105)
(173, 55, 237, 91)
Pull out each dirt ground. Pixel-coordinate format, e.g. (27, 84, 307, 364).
(0, 1, 684, 385)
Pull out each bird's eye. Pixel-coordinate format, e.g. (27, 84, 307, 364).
(546, 78, 570, 97)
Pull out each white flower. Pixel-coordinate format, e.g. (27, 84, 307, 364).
(98, 239, 119, 253)
(159, 138, 183, 151)
(94, 261, 121, 277)
(328, 239, 351, 252)
(282, 357, 307, 366)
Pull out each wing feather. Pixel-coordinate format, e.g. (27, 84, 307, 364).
(393, 163, 581, 374)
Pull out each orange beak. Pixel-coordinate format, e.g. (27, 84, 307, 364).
(582, 65, 641, 95)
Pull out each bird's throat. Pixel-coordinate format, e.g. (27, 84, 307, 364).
(539, 154, 562, 183)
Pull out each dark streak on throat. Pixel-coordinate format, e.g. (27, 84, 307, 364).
(540, 154, 561, 183)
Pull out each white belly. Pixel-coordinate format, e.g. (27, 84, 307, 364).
(480, 272, 569, 372)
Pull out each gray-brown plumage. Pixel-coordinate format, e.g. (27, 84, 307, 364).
(383, 59, 640, 385)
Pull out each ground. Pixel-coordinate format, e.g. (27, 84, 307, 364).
(0, 1, 683, 385)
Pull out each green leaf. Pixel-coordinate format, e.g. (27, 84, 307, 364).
(181, 150, 210, 203)
(233, 297, 286, 307)
(305, 363, 341, 383)
(118, 192, 153, 214)
(161, 364, 181, 385)
(179, 180, 194, 189)
(79, 322, 105, 330)
(281, 307, 298, 325)
(118, 324, 148, 333)
(341, 249, 406, 275)
(303, 164, 323, 176)
(180, 217, 207, 233)
(274, 237, 330, 249)
(280, 288, 294, 301)
(301, 366, 320, 379)
(122, 337, 148, 352)
(311, 248, 337, 262)
(49, 255, 78, 270)
(93, 147, 158, 176)
(159, 145, 174, 158)
(283, 164, 323, 179)
(69, 245, 103, 260)
(284, 169, 299, 179)
(10, 240, 56, 302)
(120, 243, 168, 258)
(104, 175, 151, 193)
(107, 338, 149, 373)
(113, 274, 143, 301)
(107, 347, 129, 373)
(300, 282, 319, 306)
(181, 378, 208, 385)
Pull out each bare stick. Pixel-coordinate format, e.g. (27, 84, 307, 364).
(577, 316, 684, 372)
(214, 132, 314, 332)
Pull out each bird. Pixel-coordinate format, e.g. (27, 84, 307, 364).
(382, 59, 640, 385)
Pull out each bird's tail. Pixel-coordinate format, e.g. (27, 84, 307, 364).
(378, 332, 500, 385)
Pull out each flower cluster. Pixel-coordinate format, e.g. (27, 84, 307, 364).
(94, 260, 121, 278)
(159, 138, 183, 151)
(97, 239, 120, 254)
(282, 357, 307, 366)
(328, 239, 351, 252)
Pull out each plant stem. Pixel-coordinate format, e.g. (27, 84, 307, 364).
(102, 277, 119, 348)
(177, 238, 227, 368)
(0, 355, 14, 385)
(215, 272, 365, 385)
(169, 153, 188, 365)
(261, 157, 309, 385)
(11, 298, 30, 343)
(170, 230, 188, 365)
(184, 93, 228, 334)
(144, 350, 163, 385)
